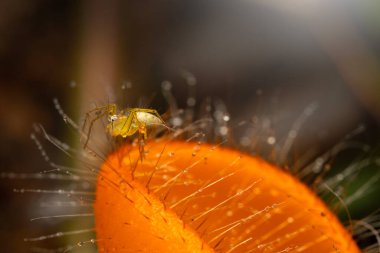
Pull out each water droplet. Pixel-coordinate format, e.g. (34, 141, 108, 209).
(171, 117, 183, 127)
(219, 126, 228, 136)
(193, 145, 201, 152)
(121, 81, 132, 89)
(69, 80, 77, 88)
(257, 244, 264, 249)
(119, 181, 129, 194)
(161, 80, 172, 91)
(238, 202, 244, 209)
(187, 97, 196, 106)
(267, 136, 276, 145)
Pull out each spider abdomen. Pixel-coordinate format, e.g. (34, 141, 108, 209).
(135, 111, 163, 126)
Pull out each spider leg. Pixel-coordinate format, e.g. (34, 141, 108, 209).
(138, 136, 145, 163)
(143, 128, 148, 139)
(83, 110, 108, 149)
(120, 112, 135, 137)
(81, 104, 116, 136)
(128, 112, 146, 163)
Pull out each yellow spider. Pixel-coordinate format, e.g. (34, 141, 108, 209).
(82, 104, 166, 149)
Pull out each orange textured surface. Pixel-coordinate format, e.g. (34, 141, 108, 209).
(94, 140, 360, 253)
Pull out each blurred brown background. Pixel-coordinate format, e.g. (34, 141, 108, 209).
(1, 1, 380, 252)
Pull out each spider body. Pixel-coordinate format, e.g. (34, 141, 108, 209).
(107, 109, 165, 139)
(82, 104, 166, 148)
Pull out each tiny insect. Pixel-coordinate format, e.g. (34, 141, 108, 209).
(82, 104, 167, 149)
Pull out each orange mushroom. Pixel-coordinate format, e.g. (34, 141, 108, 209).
(94, 140, 360, 253)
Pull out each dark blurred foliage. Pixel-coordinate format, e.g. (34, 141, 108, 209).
(0, 1, 379, 252)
